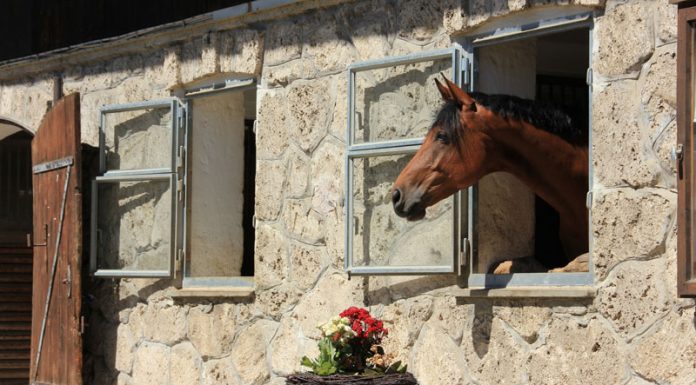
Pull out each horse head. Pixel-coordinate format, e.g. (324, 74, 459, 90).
(392, 77, 493, 220)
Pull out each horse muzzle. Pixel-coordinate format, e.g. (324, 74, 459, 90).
(391, 188, 426, 221)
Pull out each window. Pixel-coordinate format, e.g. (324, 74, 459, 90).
(91, 79, 256, 288)
(345, 9, 594, 289)
(677, 4, 696, 297)
(345, 48, 468, 281)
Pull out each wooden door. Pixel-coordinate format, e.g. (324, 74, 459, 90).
(30, 94, 82, 385)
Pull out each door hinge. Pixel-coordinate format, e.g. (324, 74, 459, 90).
(176, 145, 185, 170)
(253, 120, 259, 136)
(459, 237, 470, 276)
(586, 191, 593, 209)
(586, 68, 593, 87)
(177, 179, 184, 201)
(79, 316, 86, 335)
(461, 57, 471, 88)
(673, 143, 685, 179)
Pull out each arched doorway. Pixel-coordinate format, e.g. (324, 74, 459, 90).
(0, 118, 33, 384)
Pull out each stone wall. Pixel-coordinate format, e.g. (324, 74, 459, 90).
(1, 0, 694, 385)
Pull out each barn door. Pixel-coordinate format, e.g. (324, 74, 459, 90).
(30, 94, 82, 385)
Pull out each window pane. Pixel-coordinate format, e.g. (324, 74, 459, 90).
(353, 56, 453, 144)
(102, 106, 173, 171)
(350, 153, 457, 268)
(187, 92, 246, 277)
(96, 179, 172, 271)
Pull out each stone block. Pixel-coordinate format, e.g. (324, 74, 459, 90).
(396, 0, 457, 43)
(410, 324, 470, 385)
(180, 36, 219, 85)
(140, 301, 187, 345)
(287, 80, 332, 153)
(301, 11, 358, 78)
(282, 198, 325, 245)
(142, 50, 179, 90)
(425, 296, 473, 345)
(592, 188, 674, 280)
(264, 20, 303, 67)
(326, 74, 348, 142)
(219, 29, 264, 75)
(187, 304, 238, 358)
(170, 342, 202, 384)
(527, 317, 626, 385)
(593, 81, 661, 187)
(380, 297, 434, 361)
(286, 148, 311, 198)
(262, 60, 303, 88)
(595, 2, 654, 77)
(203, 357, 240, 385)
(461, 312, 531, 385)
(493, 300, 552, 344)
(341, 1, 394, 61)
(115, 322, 139, 374)
(255, 224, 288, 290)
(630, 309, 696, 384)
(656, 1, 677, 45)
(289, 242, 325, 290)
(255, 159, 286, 221)
(289, 273, 364, 340)
(596, 258, 671, 338)
(230, 319, 278, 385)
(256, 89, 290, 159)
(269, 315, 317, 376)
(310, 139, 343, 216)
(131, 342, 170, 385)
(254, 284, 304, 318)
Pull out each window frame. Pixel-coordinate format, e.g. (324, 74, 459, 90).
(463, 11, 594, 288)
(344, 9, 597, 289)
(677, 4, 696, 297)
(91, 79, 258, 285)
(90, 98, 185, 278)
(344, 47, 470, 278)
(180, 78, 256, 289)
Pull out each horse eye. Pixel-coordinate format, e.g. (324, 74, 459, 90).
(435, 132, 449, 143)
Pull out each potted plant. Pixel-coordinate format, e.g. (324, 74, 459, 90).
(286, 307, 418, 385)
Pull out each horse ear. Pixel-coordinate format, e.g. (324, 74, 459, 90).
(434, 78, 453, 101)
(442, 76, 476, 107)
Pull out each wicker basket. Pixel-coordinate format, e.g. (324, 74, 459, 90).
(286, 373, 418, 385)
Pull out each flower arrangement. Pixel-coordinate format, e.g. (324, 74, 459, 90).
(301, 307, 407, 376)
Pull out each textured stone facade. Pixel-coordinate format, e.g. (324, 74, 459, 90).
(1, 1, 694, 385)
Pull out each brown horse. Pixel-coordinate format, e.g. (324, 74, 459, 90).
(391, 77, 588, 273)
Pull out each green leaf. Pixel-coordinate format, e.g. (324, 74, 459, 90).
(300, 356, 315, 369)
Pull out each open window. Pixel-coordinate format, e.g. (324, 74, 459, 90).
(345, 8, 594, 289)
(91, 79, 256, 287)
(345, 48, 469, 279)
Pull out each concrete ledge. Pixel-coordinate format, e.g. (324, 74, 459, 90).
(167, 286, 255, 299)
(452, 286, 596, 298)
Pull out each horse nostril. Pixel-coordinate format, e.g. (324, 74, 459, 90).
(392, 188, 402, 207)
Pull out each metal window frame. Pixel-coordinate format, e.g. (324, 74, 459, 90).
(91, 98, 185, 278)
(462, 11, 595, 288)
(90, 173, 178, 278)
(344, 46, 470, 277)
(180, 80, 257, 289)
(98, 98, 179, 176)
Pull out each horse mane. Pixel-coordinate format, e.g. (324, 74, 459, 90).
(433, 92, 586, 146)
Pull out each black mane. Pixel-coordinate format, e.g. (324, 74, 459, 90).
(433, 92, 586, 146)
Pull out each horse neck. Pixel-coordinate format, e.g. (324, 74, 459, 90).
(486, 120, 589, 225)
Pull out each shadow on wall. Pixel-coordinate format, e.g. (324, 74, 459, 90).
(457, 297, 594, 359)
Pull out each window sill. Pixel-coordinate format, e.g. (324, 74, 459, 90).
(452, 286, 595, 298)
(167, 286, 254, 299)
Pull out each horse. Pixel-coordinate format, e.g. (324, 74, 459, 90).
(391, 76, 589, 273)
